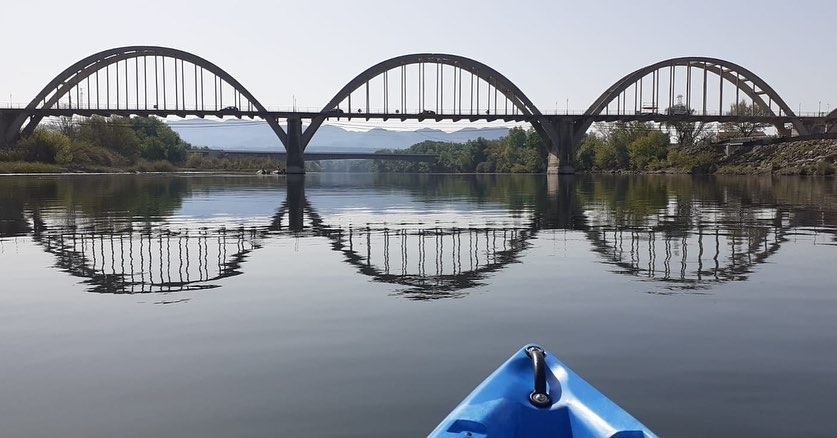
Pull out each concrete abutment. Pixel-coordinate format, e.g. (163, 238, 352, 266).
(284, 117, 305, 174)
(545, 118, 578, 175)
(0, 110, 22, 147)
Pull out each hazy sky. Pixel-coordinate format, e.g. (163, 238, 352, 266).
(2, 0, 834, 114)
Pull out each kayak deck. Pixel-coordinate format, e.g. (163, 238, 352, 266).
(429, 345, 657, 438)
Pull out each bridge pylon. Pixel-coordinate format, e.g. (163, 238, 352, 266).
(285, 117, 305, 174)
(0, 110, 20, 147)
(544, 118, 578, 175)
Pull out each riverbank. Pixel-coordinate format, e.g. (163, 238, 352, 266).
(591, 138, 837, 176)
(713, 138, 837, 175)
(2, 138, 836, 176)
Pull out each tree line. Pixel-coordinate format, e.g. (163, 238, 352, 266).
(0, 116, 192, 171)
(376, 100, 770, 173)
(1, 100, 770, 174)
(374, 126, 548, 173)
(0, 116, 280, 173)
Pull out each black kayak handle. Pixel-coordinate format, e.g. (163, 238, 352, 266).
(526, 346, 552, 408)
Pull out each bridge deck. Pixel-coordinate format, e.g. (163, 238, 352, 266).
(5, 107, 826, 125)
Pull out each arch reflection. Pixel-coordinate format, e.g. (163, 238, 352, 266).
(268, 176, 543, 300)
(34, 225, 262, 294)
(2, 175, 271, 295)
(328, 226, 533, 300)
(2, 174, 832, 298)
(577, 175, 836, 292)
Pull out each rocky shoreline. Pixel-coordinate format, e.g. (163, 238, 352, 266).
(588, 138, 837, 176)
(713, 138, 837, 175)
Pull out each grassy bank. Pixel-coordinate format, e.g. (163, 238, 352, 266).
(0, 161, 64, 173)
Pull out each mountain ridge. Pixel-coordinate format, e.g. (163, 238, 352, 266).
(167, 119, 509, 152)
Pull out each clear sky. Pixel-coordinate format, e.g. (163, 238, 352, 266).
(1, 0, 834, 114)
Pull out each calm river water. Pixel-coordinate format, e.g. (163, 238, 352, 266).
(0, 173, 835, 437)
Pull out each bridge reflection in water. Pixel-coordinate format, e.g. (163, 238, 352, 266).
(34, 225, 261, 294)
(3, 174, 832, 298)
(269, 176, 540, 299)
(586, 210, 783, 291)
(579, 176, 835, 292)
(335, 226, 532, 299)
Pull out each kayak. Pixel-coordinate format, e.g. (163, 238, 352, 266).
(429, 345, 658, 437)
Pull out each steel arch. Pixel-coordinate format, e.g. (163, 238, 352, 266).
(301, 53, 553, 149)
(8, 45, 287, 144)
(580, 56, 805, 136)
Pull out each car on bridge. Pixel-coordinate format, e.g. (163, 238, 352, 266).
(220, 106, 239, 112)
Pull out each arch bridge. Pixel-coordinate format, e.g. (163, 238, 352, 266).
(1, 47, 825, 173)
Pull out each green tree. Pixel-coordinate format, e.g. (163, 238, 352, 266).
(17, 129, 70, 163)
(131, 117, 191, 164)
(78, 116, 141, 161)
(601, 121, 654, 168)
(592, 142, 619, 169)
(373, 128, 547, 174)
(628, 130, 670, 169)
(575, 133, 605, 171)
(482, 127, 545, 173)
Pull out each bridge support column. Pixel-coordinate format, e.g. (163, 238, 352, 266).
(774, 122, 793, 137)
(0, 110, 19, 147)
(546, 119, 576, 175)
(285, 117, 305, 174)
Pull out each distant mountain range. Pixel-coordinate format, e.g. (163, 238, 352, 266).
(166, 119, 509, 152)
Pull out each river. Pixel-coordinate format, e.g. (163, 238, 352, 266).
(0, 173, 835, 437)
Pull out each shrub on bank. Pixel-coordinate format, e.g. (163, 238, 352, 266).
(0, 147, 25, 162)
(60, 141, 127, 168)
(666, 148, 718, 173)
(16, 129, 70, 163)
(815, 160, 835, 175)
(185, 153, 281, 171)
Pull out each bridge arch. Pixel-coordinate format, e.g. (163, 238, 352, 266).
(6, 45, 287, 145)
(300, 53, 557, 150)
(578, 57, 805, 137)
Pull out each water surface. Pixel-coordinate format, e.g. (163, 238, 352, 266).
(0, 173, 835, 437)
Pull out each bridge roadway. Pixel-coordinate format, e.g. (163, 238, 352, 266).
(2, 107, 827, 125)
